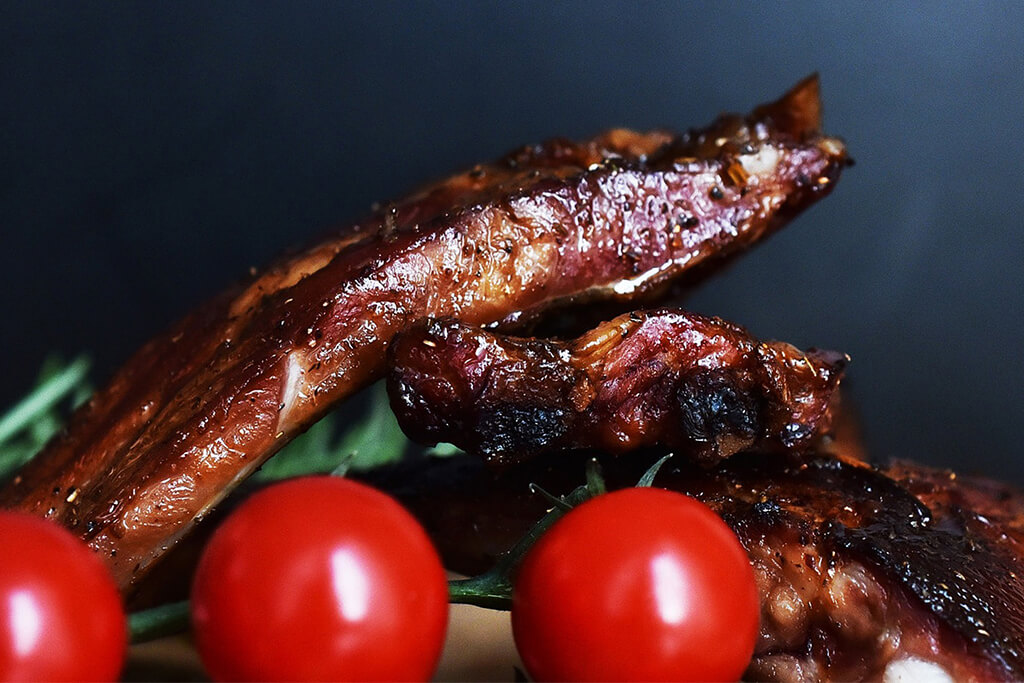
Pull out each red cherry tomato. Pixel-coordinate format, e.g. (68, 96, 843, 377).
(191, 476, 449, 682)
(512, 487, 759, 682)
(0, 512, 126, 682)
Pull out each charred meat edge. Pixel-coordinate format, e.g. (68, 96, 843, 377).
(368, 452, 1024, 681)
(1, 75, 847, 590)
(387, 309, 846, 465)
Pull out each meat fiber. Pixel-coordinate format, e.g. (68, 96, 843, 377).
(0, 76, 849, 590)
(387, 310, 845, 464)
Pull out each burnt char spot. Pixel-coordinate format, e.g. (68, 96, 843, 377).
(835, 509, 1024, 673)
(717, 454, 1024, 675)
(675, 370, 760, 449)
(476, 403, 569, 462)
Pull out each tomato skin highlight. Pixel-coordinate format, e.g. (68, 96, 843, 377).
(511, 487, 759, 682)
(191, 476, 449, 682)
(0, 512, 126, 682)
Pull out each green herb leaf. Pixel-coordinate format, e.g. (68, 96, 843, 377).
(585, 457, 606, 496)
(336, 382, 408, 472)
(0, 356, 91, 481)
(637, 453, 674, 487)
(424, 442, 463, 458)
(0, 356, 90, 446)
(253, 415, 340, 482)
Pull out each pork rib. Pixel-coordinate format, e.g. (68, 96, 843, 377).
(370, 452, 1024, 681)
(1, 76, 848, 590)
(387, 310, 846, 465)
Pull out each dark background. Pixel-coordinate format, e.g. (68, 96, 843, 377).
(2, 3, 1022, 481)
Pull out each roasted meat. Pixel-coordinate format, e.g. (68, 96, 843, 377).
(0, 76, 849, 590)
(387, 310, 846, 465)
(368, 452, 1024, 682)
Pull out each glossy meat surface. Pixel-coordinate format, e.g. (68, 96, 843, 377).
(370, 452, 1024, 681)
(0, 76, 847, 590)
(388, 310, 846, 464)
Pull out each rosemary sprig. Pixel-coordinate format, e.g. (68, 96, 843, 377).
(0, 356, 91, 481)
(447, 482, 595, 610)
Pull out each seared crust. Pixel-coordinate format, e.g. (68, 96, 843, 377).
(387, 310, 846, 465)
(370, 452, 1024, 681)
(1, 76, 848, 590)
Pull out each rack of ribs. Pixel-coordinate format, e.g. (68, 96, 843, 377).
(0, 76, 848, 591)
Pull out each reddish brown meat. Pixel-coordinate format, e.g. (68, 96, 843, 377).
(368, 452, 1024, 681)
(0, 76, 848, 590)
(387, 310, 846, 465)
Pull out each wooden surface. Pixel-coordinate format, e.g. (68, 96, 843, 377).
(124, 603, 521, 682)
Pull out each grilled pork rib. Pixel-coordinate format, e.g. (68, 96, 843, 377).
(387, 310, 846, 465)
(0, 76, 847, 590)
(370, 452, 1024, 682)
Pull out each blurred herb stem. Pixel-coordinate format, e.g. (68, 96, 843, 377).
(0, 356, 91, 481)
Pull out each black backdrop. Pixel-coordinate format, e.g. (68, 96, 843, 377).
(3, 3, 1023, 481)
